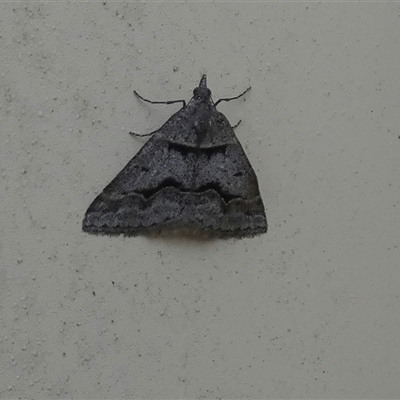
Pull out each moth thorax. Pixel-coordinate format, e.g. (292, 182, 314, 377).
(194, 116, 209, 134)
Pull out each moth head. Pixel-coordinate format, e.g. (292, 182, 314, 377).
(192, 74, 212, 103)
(192, 87, 212, 103)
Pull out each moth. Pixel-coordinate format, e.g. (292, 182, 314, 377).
(82, 75, 267, 238)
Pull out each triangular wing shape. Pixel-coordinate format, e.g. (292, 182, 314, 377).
(82, 76, 267, 238)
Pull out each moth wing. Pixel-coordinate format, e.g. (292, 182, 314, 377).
(82, 98, 267, 237)
(194, 142, 267, 236)
(82, 134, 196, 235)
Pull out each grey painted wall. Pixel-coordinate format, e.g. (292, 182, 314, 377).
(1, 2, 399, 398)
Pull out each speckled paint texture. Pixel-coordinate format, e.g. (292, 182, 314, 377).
(1, 2, 400, 398)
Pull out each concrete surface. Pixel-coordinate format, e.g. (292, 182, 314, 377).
(1, 2, 399, 399)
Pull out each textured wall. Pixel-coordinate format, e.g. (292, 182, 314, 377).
(1, 2, 399, 398)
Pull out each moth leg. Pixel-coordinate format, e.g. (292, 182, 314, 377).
(215, 86, 251, 107)
(134, 90, 186, 107)
(129, 128, 160, 137)
(232, 120, 242, 129)
(131, 90, 186, 136)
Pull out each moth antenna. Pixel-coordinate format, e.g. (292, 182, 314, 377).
(134, 90, 186, 107)
(215, 86, 251, 107)
(131, 89, 186, 136)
